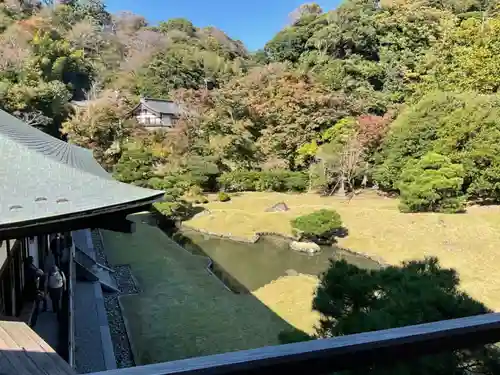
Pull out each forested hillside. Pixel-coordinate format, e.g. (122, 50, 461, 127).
(2, 0, 500, 214)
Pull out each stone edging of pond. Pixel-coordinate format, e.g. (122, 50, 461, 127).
(169, 229, 243, 293)
(180, 224, 389, 268)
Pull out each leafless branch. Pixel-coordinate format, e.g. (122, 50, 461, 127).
(14, 110, 52, 127)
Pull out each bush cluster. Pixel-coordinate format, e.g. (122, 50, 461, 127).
(218, 192, 231, 202)
(217, 170, 309, 192)
(375, 92, 500, 204)
(291, 209, 344, 243)
(397, 152, 466, 213)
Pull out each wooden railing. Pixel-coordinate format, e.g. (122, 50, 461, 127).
(85, 313, 500, 375)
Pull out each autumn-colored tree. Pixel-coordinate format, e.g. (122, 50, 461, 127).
(240, 64, 358, 168)
(61, 90, 132, 168)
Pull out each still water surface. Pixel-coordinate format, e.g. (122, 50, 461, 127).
(179, 229, 381, 292)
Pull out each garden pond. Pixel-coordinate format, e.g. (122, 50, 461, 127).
(176, 228, 382, 292)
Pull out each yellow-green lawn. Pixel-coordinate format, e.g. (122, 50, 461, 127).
(186, 191, 500, 312)
(101, 219, 292, 365)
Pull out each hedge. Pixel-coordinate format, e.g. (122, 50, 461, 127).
(218, 170, 309, 192)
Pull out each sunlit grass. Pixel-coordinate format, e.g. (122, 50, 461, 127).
(253, 274, 321, 335)
(186, 191, 500, 312)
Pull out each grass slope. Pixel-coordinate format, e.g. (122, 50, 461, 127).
(186, 191, 500, 312)
(101, 219, 292, 365)
(253, 275, 320, 335)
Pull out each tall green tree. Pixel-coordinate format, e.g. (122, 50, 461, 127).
(421, 16, 500, 94)
(375, 91, 500, 203)
(314, 257, 500, 374)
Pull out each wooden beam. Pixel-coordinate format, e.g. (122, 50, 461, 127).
(0, 204, 151, 240)
(85, 313, 500, 375)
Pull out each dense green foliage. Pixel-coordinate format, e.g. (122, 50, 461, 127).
(8, 0, 500, 214)
(217, 170, 309, 193)
(375, 92, 500, 203)
(313, 257, 500, 374)
(291, 209, 343, 243)
(398, 152, 466, 213)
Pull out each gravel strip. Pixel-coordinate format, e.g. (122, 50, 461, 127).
(114, 265, 139, 295)
(103, 293, 135, 368)
(92, 229, 109, 266)
(92, 229, 137, 368)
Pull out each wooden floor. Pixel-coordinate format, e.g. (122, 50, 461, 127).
(0, 319, 75, 375)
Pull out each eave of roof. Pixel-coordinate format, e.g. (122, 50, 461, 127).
(0, 196, 161, 240)
(0, 109, 164, 233)
(137, 98, 181, 115)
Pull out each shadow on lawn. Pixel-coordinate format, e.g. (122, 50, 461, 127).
(117, 216, 311, 364)
(301, 227, 350, 245)
(172, 231, 250, 294)
(169, 231, 314, 345)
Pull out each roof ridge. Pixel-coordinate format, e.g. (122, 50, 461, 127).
(142, 97, 175, 103)
(0, 110, 110, 178)
(0, 131, 95, 181)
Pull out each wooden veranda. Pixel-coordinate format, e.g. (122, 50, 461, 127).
(0, 319, 75, 375)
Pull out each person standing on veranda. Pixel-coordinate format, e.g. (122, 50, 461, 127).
(24, 256, 43, 302)
(45, 265, 66, 319)
(50, 234, 64, 267)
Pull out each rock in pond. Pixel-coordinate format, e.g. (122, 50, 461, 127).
(289, 241, 321, 254)
(285, 269, 299, 276)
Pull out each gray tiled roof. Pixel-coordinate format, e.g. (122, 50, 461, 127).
(0, 109, 164, 229)
(140, 98, 181, 115)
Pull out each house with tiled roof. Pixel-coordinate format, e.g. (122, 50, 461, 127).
(129, 97, 182, 130)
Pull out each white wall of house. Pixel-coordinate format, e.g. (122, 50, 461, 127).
(133, 107, 175, 128)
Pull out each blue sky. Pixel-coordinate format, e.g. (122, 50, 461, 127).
(105, 1, 340, 51)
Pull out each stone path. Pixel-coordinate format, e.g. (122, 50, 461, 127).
(74, 280, 113, 373)
(92, 229, 136, 369)
(32, 252, 60, 355)
(73, 229, 117, 373)
(32, 298, 59, 352)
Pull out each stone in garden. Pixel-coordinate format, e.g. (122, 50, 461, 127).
(289, 241, 321, 254)
(285, 269, 299, 276)
(265, 202, 289, 212)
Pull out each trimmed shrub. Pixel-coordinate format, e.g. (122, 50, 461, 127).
(291, 209, 344, 243)
(397, 152, 465, 213)
(113, 147, 156, 185)
(284, 172, 310, 192)
(154, 200, 194, 221)
(255, 171, 288, 191)
(218, 170, 308, 192)
(217, 170, 260, 192)
(185, 185, 203, 197)
(193, 195, 209, 204)
(218, 192, 231, 202)
(147, 174, 197, 197)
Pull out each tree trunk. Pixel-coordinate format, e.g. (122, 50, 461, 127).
(336, 176, 346, 197)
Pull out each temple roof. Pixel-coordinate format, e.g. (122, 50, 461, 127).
(0, 110, 164, 234)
